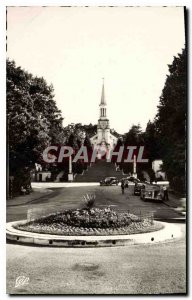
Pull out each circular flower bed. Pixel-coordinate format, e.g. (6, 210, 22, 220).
(15, 207, 163, 236)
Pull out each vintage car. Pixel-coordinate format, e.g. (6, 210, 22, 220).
(128, 176, 140, 183)
(100, 177, 119, 186)
(120, 176, 140, 184)
(140, 183, 164, 202)
(134, 182, 146, 195)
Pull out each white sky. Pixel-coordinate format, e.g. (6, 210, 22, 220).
(7, 6, 185, 134)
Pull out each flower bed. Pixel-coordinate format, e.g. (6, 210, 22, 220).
(15, 207, 163, 236)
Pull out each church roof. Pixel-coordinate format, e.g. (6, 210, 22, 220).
(100, 79, 106, 106)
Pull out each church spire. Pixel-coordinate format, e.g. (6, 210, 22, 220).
(99, 78, 107, 118)
(100, 78, 106, 106)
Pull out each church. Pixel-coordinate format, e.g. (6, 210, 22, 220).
(90, 80, 118, 150)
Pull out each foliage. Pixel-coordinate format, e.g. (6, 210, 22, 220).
(82, 194, 96, 210)
(114, 126, 149, 174)
(27, 207, 134, 229)
(7, 59, 63, 194)
(63, 123, 97, 145)
(144, 120, 161, 162)
(17, 209, 163, 236)
(123, 124, 144, 146)
(155, 48, 186, 193)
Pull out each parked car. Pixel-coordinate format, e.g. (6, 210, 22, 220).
(134, 182, 146, 195)
(100, 177, 119, 186)
(120, 177, 139, 183)
(140, 183, 163, 202)
(127, 176, 140, 183)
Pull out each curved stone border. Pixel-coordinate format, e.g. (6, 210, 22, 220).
(6, 220, 183, 248)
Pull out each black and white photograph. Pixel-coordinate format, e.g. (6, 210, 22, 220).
(6, 5, 187, 295)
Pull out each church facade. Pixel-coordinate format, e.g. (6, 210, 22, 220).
(90, 80, 117, 150)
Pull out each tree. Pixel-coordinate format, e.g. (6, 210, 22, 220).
(124, 124, 144, 146)
(82, 123, 97, 137)
(144, 120, 161, 162)
(7, 59, 64, 195)
(122, 124, 151, 177)
(155, 48, 186, 193)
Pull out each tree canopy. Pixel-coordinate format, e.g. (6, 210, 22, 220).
(7, 59, 64, 193)
(155, 48, 186, 192)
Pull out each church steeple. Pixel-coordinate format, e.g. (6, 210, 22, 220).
(100, 78, 106, 106)
(90, 78, 117, 150)
(99, 78, 107, 118)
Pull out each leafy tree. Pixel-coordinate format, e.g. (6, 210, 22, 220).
(83, 135, 92, 149)
(144, 120, 161, 162)
(66, 133, 81, 148)
(124, 124, 144, 146)
(7, 59, 63, 195)
(81, 123, 97, 137)
(155, 48, 186, 193)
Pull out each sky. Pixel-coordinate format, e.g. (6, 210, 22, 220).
(7, 6, 185, 134)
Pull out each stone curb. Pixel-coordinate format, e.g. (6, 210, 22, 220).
(6, 221, 183, 248)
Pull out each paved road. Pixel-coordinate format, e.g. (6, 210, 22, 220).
(6, 185, 186, 295)
(7, 185, 182, 222)
(7, 225, 186, 295)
